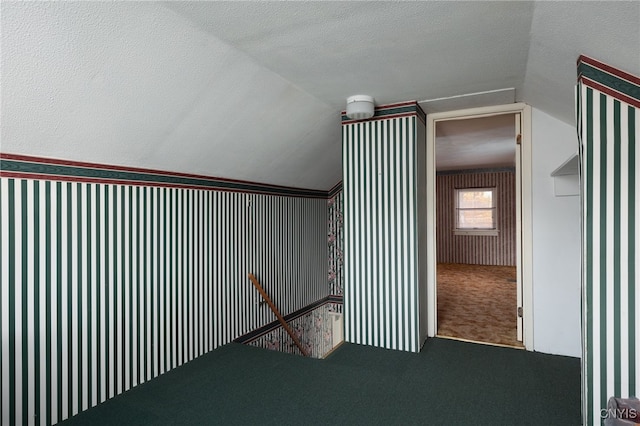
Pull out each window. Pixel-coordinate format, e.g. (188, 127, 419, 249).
(454, 188, 498, 236)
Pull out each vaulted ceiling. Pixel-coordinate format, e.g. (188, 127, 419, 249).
(2, 1, 638, 190)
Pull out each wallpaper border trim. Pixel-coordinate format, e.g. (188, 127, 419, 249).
(328, 181, 343, 198)
(0, 153, 328, 199)
(578, 55, 640, 108)
(341, 100, 426, 125)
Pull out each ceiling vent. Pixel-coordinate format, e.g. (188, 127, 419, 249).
(346, 95, 375, 120)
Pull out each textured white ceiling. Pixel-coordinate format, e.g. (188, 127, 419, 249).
(165, 1, 534, 108)
(1, 2, 339, 190)
(2, 1, 639, 190)
(522, 1, 640, 124)
(436, 114, 516, 171)
(419, 88, 516, 115)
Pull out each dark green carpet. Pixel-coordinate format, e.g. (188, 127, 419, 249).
(61, 338, 581, 425)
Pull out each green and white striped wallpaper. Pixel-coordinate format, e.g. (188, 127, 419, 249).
(342, 102, 426, 353)
(0, 160, 328, 425)
(577, 56, 640, 425)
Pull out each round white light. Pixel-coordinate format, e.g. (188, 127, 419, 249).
(346, 95, 375, 120)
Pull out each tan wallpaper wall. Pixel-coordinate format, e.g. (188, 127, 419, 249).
(436, 170, 516, 266)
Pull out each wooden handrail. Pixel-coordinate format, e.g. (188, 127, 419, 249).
(247, 273, 309, 357)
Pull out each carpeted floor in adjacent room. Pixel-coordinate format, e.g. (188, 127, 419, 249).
(437, 263, 522, 347)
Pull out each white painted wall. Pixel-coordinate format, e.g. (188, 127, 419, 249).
(531, 107, 581, 357)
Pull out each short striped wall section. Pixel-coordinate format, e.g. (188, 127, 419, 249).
(577, 56, 640, 425)
(328, 189, 344, 296)
(342, 102, 425, 353)
(0, 175, 327, 425)
(238, 297, 343, 359)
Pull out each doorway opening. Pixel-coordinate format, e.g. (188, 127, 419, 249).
(425, 104, 533, 350)
(434, 112, 520, 347)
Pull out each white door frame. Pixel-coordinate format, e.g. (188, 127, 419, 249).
(514, 112, 523, 342)
(425, 103, 534, 350)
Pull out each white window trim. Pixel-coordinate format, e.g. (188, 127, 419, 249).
(453, 229, 499, 236)
(454, 187, 497, 234)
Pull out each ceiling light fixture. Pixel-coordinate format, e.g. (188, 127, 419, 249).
(346, 95, 375, 120)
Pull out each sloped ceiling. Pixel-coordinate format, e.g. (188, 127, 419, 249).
(2, 1, 639, 190)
